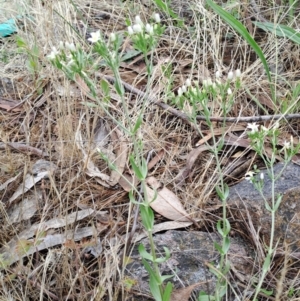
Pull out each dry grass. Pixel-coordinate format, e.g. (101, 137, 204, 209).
(1, 0, 300, 300)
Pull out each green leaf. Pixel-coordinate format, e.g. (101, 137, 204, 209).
(218, 284, 227, 298)
(217, 220, 224, 237)
(222, 236, 230, 254)
(149, 275, 163, 301)
(155, 256, 168, 263)
(100, 79, 110, 96)
(223, 260, 231, 274)
(223, 219, 231, 236)
(140, 205, 154, 230)
(215, 185, 225, 201)
(198, 291, 216, 301)
(262, 253, 271, 272)
(149, 188, 158, 204)
(142, 258, 160, 283)
(162, 282, 173, 301)
(206, 0, 274, 101)
(160, 274, 174, 283)
(254, 21, 300, 45)
(114, 80, 124, 97)
(274, 194, 283, 211)
(128, 190, 138, 204)
(163, 246, 171, 260)
(16, 36, 26, 48)
(121, 49, 142, 62)
(139, 244, 154, 261)
(223, 184, 229, 200)
(214, 241, 224, 255)
(129, 155, 144, 180)
(264, 201, 272, 212)
(260, 288, 273, 296)
(140, 157, 148, 179)
(132, 114, 143, 134)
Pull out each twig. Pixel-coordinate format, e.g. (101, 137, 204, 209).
(96, 73, 300, 124)
(0, 142, 48, 157)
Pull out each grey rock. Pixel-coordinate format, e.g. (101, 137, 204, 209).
(228, 162, 300, 253)
(125, 230, 251, 300)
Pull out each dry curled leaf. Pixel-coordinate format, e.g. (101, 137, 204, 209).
(75, 116, 110, 187)
(8, 160, 57, 205)
(145, 177, 191, 222)
(176, 145, 210, 185)
(171, 282, 205, 301)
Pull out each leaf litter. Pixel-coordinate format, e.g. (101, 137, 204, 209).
(1, 0, 300, 300)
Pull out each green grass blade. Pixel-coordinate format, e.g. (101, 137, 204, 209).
(254, 21, 300, 45)
(206, 0, 275, 102)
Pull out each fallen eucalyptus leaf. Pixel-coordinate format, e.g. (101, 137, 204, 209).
(145, 177, 191, 222)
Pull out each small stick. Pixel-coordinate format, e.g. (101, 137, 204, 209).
(0, 142, 48, 157)
(96, 73, 300, 124)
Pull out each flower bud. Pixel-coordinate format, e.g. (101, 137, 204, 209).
(227, 71, 233, 80)
(135, 15, 144, 26)
(178, 87, 183, 97)
(128, 26, 134, 35)
(145, 23, 154, 35)
(154, 13, 161, 23)
(110, 33, 116, 42)
(133, 24, 142, 33)
(65, 42, 76, 51)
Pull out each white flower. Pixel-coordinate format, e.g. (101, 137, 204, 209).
(47, 47, 59, 59)
(261, 125, 268, 132)
(128, 26, 134, 35)
(247, 123, 259, 133)
(212, 82, 217, 89)
(133, 24, 143, 33)
(235, 69, 241, 78)
(145, 23, 154, 35)
(154, 13, 161, 23)
(260, 173, 264, 180)
(178, 87, 183, 97)
(59, 41, 64, 49)
(215, 70, 221, 78)
(227, 71, 234, 80)
(65, 42, 76, 51)
(110, 33, 116, 42)
(283, 141, 291, 149)
(135, 15, 144, 26)
(88, 30, 101, 43)
(185, 78, 191, 87)
(202, 79, 207, 87)
(181, 85, 187, 93)
(227, 88, 232, 95)
(245, 171, 255, 180)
